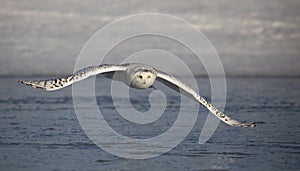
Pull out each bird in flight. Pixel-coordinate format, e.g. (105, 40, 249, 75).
(18, 63, 256, 128)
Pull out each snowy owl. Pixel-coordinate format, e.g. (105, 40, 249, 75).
(18, 63, 256, 128)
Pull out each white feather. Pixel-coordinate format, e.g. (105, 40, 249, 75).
(156, 71, 256, 128)
(18, 64, 127, 91)
(19, 63, 256, 128)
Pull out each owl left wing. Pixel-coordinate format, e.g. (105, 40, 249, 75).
(156, 71, 256, 128)
(18, 64, 127, 91)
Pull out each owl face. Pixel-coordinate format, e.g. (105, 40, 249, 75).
(130, 70, 157, 89)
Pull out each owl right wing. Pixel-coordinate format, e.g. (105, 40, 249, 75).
(156, 71, 256, 128)
(18, 64, 128, 91)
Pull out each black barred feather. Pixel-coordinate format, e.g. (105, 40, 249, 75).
(18, 75, 73, 91)
(18, 63, 256, 128)
(18, 64, 127, 91)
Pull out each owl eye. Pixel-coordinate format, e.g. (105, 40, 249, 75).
(147, 75, 151, 79)
(137, 75, 143, 79)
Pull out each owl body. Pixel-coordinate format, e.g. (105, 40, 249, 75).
(123, 63, 157, 89)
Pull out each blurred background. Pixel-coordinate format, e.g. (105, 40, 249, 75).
(0, 0, 299, 76)
(1, 1, 300, 170)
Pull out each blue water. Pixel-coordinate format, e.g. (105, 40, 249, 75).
(0, 77, 299, 170)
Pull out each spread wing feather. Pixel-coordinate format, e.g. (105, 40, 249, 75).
(156, 71, 256, 128)
(18, 64, 127, 91)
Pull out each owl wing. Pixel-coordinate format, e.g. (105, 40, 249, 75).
(18, 64, 127, 91)
(156, 71, 256, 128)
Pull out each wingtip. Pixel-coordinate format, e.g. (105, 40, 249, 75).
(234, 122, 257, 128)
(18, 80, 30, 85)
(242, 123, 257, 128)
(18, 80, 28, 85)
(250, 123, 257, 128)
(17, 80, 43, 90)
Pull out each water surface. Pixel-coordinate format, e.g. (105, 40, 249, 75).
(0, 77, 299, 170)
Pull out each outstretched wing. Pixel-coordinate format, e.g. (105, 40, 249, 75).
(156, 71, 256, 128)
(18, 64, 127, 91)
